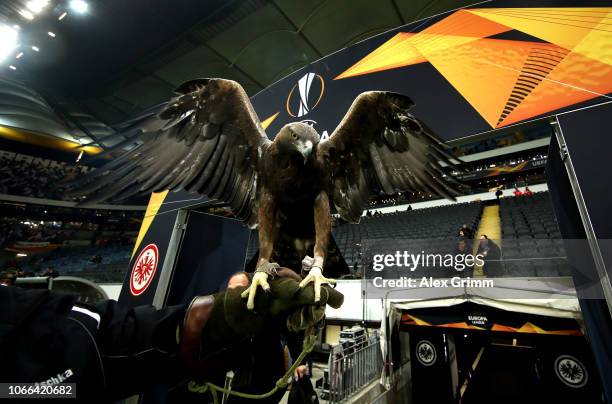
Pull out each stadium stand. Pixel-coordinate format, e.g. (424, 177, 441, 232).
(337, 202, 482, 272)
(247, 194, 574, 279)
(2, 244, 133, 283)
(500, 192, 562, 239)
(0, 206, 139, 283)
(498, 192, 570, 277)
(451, 124, 551, 156)
(0, 151, 90, 201)
(43, 244, 132, 282)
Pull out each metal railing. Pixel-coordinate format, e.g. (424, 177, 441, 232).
(327, 330, 383, 403)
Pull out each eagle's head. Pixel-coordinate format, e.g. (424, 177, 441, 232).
(275, 122, 321, 164)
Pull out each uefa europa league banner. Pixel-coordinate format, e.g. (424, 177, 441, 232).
(250, 0, 612, 143)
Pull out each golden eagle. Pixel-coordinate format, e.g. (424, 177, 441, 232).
(76, 78, 464, 308)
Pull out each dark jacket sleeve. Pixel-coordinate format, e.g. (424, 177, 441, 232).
(0, 286, 188, 402)
(0, 286, 78, 382)
(92, 298, 188, 400)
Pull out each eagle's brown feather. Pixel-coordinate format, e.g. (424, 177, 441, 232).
(318, 91, 464, 223)
(73, 79, 269, 228)
(75, 79, 465, 275)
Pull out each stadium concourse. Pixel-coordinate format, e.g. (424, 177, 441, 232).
(1, 1, 611, 404)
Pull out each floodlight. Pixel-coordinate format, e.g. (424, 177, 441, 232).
(19, 9, 35, 20)
(69, 0, 88, 14)
(0, 25, 18, 63)
(26, 0, 50, 14)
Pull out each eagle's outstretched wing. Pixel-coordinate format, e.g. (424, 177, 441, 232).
(319, 91, 465, 223)
(74, 78, 269, 227)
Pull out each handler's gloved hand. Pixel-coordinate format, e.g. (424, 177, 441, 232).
(273, 273, 343, 332)
(227, 272, 343, 332)
(179, 273, 343, 376)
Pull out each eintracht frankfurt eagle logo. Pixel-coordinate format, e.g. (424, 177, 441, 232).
(130, 244, 159, 296)
(286, 72, 325, 118)
(555, 355, 588, 388)
(416, 340, 437, 367)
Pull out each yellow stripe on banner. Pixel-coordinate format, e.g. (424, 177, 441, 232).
(407, 314, 432, 326)
(261, 112, 279, 130)
(131, 190, 169, 259)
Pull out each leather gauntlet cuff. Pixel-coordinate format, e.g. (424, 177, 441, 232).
(179, 295, 216, 373)
(178, 291, 265, 376)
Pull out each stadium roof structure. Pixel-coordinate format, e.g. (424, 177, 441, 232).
(0, 0, 475, 148)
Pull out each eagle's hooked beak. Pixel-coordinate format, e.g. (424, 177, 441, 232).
(296, 140, 313, 164)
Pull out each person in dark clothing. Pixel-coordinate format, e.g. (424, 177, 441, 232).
(289, 365, 319, 404)
(225, 329, 289, 404)
(41, 267, 60, 278)
(0, 269, 17, 286)
(223, 269, 334, 404)
(495, 188, 503, 201)
(476, 234, 501, 276)
(454, 238, 474, 277)
(477, 234, 491, 257)
(0, 284, 187, 403)
(458, 224, 474, 239)
(0, 272, 342, 403)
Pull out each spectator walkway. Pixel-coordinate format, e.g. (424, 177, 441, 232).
(473, 204, 501, 276)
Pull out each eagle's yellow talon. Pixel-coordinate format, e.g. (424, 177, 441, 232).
(299, 266, 335, 303)
(243, 271, 270, 310)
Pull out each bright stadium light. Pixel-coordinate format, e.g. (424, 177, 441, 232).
(19, 9, 35, 20)
(26, 0, 50, 14)
(69, 0, 88, 14)
(32, 45, 39, 52)
(48, 31, 56, 37)
(9, 65, 16, 70)
(0, 25, 19, 63)
(58, 11, 67, 20)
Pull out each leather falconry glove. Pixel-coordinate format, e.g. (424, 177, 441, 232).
(241, 258, 337, 310)
(227, 272, 343, 333)
(179, 275, 343, 376)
